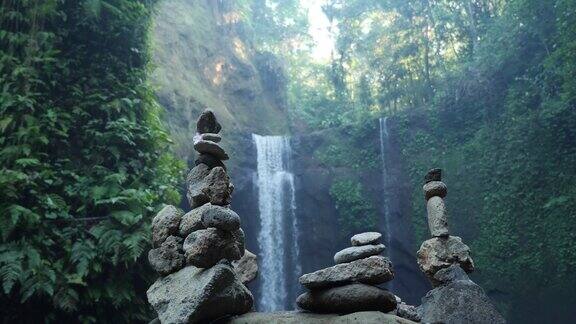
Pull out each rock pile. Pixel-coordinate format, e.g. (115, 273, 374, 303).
(416, 169, 505, 323)
(146, 109, 254, 324)
(296, 232, 397, 314)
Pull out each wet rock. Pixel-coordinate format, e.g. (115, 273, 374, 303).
(417, 236, 474, 286)
(396, 303, 421, 322)
(299, 256, 394, 290)
(195, 153, 226, 170)
(296, 283, 397, 314)
(426, 196, 449, 237)
(186, 163, 211, 208)
(148, 236, 185, 275)
(423, 181, 447, 200)
(201, 203, 241, 231)
(350, 232, 382, 246)
(424, 168, 442, 183)
(179, 208, 206, 237)
(227, 311, 417, 324)
(194, 140, 229, 160)
(232, 250, 258, 284)
(196, 109, 222, 134)
(147, 262, 252, 324)
(420, 265, 505, 324)
(151, 205, 182, 247)
(333, 244, 385, 264)
(183, 228, 244, 268)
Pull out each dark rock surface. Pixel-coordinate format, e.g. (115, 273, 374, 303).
(225, 311, 416, 324)
(350, 232, 382, 246)
(183, 228, 244, 268)
(151, 205, 182, 247)
(420, 265, 505, 324)
(179, 207, 206, 237)
(147, 262, 252, 324)
(201, 203, 241, 231)
(196, 153, 227, 169)
(424, 168, 442, 183)
(396, 303, 421, 322)
(194, 140, 229, 160)
(333, 244, 385, 264)
(296, 283, 397, 314)
(196, 109, 222, 134)
(148, 235, 185, 275)
(299, 256, 394, 290)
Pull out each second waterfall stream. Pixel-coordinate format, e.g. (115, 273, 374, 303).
(252, 134, 301, 311)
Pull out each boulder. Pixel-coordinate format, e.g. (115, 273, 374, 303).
(420, 265, 505, 324)
(227, 311, 416, 324)
(147, 262, 252, 324)
(201, 203, 241, 231)
(333, 244, 385, 264)
(186, 166, 233, 208)
(426, 196, 449, 237)
(195, 153, 226, 170)
(350, 232, 382, 246)
(296, 283, 397, 314)
(183, 228, 244, 268)
(194, 140, 229, 160)
(148, 236, 185, 275)
(417, 236, 474, 286)
(179, 207, 206, 237)
(396, 303, 421, 322)
(423, 181, 447, 200)
(232, 250, 258, 284)
(196, 109, 222, 134)
(186, 163, 211, 208)
(299, 256, 394, 290)
(424, 168, 442, 183)
(151, 205, 182, 247)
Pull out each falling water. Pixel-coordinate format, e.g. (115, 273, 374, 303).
(379, 117, 396, 293)
(252, 134, 300, 311)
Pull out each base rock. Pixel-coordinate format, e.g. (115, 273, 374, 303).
(296, 283, 397, 314)
(225, 311, 416, 324)
(147, 263, 252, 324)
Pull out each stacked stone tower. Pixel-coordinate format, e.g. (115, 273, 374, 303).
(146, 110, 253, 324)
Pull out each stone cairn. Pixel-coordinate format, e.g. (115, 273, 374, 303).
(146, 110, 254, 324)
(296, 232, 398, 314)
(416, 168, 474, 286)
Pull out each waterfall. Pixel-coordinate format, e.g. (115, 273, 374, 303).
(379, 117, 396, 293)
(252, 134, 300, 311)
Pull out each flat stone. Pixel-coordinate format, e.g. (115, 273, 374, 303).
(179, 207, 206, 237)
(333, 244, 385, 264)
(420, 265, 505, 324)
(183, 228, 244, 268)
(232, 249, 258, 284)
(148, 236, 185, 275)
(426, 196, 449, 237)
(296, 283, 397, 314)
(201, 133, 222, 143)
(196, 109, 222, 134)
(151, 205, 183, 247)
(350, 232, 382, 246)
(299, 256, 394, 290)
(423, 181, 447, 200)
(194, 140, 229, 160)
(195, 153, 226, 170)
(417, 236, 474, 286)
(201, 203, 241, 231)
(147, 262, 252, 324)
(424, 168, 442, 183)
(227, 311, 417, 324)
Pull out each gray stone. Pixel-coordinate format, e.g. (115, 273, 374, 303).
(148, 236, 185, 275)
(186, 163, 211, 208)
(299, 256, 394, 289)
(179, 207, 206, 237)
(417, 236, 474, 286)
(183, 228, 244, 268)
(350, 232, 382, 246)
(186, 165, 233, 208)
(333, 244, 385, 264)
(423, 181, 447, 200)
(426, 196, 449, 237)
(200, 133, 222, 143)
(195, 153, 226, 170)
(424, 168, 442, 183)
(296, 283, 397, 314)
(151, 205, 182, 247)
(227, 311, 417, 324)
(147, 262, 252, 324)
(194, 140, 229, 160)
(201, 203, 241, 231)
(396, 303, 421, 322)
(420, 265, 505, 324)
(196, 109, 222, 134)
(232, 250, 258, 284)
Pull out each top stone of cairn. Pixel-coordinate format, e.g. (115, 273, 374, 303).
(424, 168, 442, 183)
(196, 109, 222, 134)
(351, 232, 382, 246)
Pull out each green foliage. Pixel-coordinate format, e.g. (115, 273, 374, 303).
(330, 179, 377, 235)
(0, 0, 183, 322)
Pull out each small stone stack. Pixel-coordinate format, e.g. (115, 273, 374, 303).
(416, 169, 474, 286)
(146, 110, 254, 324)
(296, 231, 397, 314)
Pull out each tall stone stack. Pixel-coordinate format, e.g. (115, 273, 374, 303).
(417, 169, 505, 323)
(296, 232, 398, 314)
(146, 110, 253, 324)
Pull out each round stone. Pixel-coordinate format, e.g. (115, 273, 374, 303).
(334, 244, 385, 264)
(351, 232, 382, 246)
